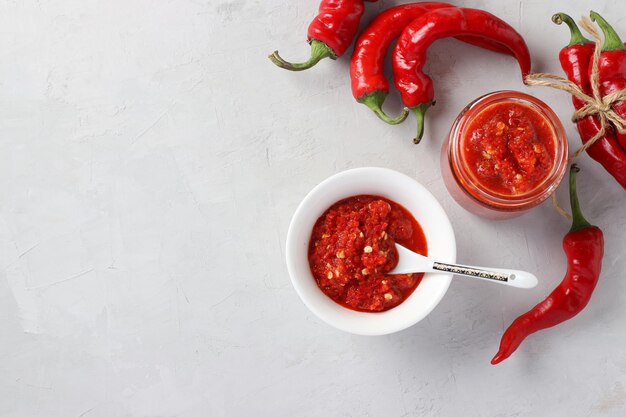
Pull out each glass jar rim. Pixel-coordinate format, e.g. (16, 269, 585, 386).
(447, 90, 569, 211)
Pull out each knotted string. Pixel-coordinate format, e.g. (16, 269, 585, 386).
(524, 16, 626, 219)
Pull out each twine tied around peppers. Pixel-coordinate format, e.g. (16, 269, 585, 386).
(524, 16, 626, 219)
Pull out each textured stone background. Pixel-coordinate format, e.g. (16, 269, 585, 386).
(0, 0, 625, 416)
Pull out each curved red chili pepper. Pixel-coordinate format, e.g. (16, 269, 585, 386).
(392, 7, 531, 143)
(589, 12, 626, 152)
(350, 3, 514, 125)
(491, 165, 604, 365)
(553, 13, 626, 190)
(270, 0, 377, 71)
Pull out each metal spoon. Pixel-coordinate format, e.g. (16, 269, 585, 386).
(390, 244, 538, 289)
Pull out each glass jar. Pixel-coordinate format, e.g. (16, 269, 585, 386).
(441, 91, 568, 220)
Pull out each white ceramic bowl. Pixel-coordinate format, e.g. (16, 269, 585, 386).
(286, 167, 457, 335)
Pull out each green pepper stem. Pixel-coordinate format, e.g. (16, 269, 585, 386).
(359, 91, 409, 125)
(268, 40, 335, 71)
(552, 13, 591, 46)
(411, 102, 434, 144)
(590, 11, 626, 52)
(569, 164, 592, 232)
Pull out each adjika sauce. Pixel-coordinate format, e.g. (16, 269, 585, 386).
(308, 195, 427, 312)
(461, 101, 557, 196)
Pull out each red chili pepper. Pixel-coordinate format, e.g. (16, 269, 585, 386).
(590, 12, 626, 152)
(392, 7, 531, 143)
(350, 3, 513, 125)
(552, 14, 594, 109)
(269, 0, 377, 71)
(553, 13, 626, 190)
(491, 165, 604, 365)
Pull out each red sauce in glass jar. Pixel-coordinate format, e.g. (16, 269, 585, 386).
(462, 101, 557, 196)
(441, 91, 568, 219)
(308, 195, 427, 312)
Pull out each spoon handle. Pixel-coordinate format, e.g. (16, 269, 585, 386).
(432, 262, 538, 288)
(432, 262, 510, 282)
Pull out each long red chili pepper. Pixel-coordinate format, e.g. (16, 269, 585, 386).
(552, 14, 594, 109)
(491, 165, 604, 365)
(269, 0, 377, 71)
(589, 12, 626, 152)
(553, 13, 626, 190)
(350, 3, 513, 125)
(392, 7, 531, 143)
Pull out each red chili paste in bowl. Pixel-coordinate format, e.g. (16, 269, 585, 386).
(308, 195, 427, 312)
